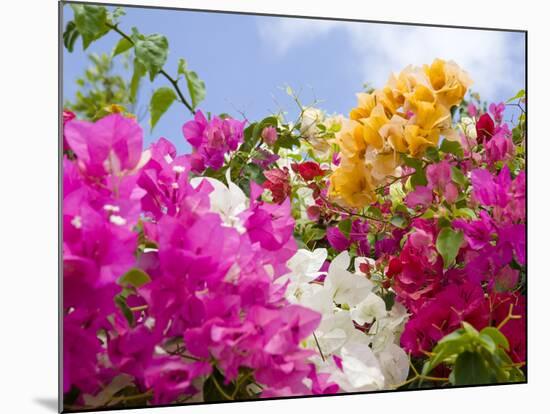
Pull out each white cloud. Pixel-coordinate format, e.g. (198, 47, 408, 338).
(257, 18, 525, 101)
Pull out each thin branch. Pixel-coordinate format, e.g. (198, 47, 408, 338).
(105, 23, 195, 115)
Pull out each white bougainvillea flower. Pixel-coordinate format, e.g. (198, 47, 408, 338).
(350, 292, 387, 325)
(309, 310, 358, 356)
(325, 251, 374, 307)
(287, 248, 327, 284)
(376, 343, 410, 388)
(190, 171, 247, 232)
(369, 302, 409, 353)
(336, 338, 385, 391)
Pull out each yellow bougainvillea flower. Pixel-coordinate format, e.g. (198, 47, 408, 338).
(365, 148, 401, 182)
(404, 124, 439, 157)
(424, 58, 472, 109)
(329, 59, 471, 208)
(329, 157, 376, 208)
(350, 92, 377, 121)
(359, 104, 390, 150)
(336, 119, 367, 161)
(379, 115, 408, 153)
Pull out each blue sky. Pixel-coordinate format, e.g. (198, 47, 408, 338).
(62, 5, 526, 154)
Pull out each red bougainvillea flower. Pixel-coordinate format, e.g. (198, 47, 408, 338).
(291, 161, 326, 181)
(489, 292, 526, 363)
(263, 167, 291, 203)
(476, 113, 495, 143)
(401, 282, 490, 356)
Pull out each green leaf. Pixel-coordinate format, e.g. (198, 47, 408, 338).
(304, 225, 326, 244)
(70, 4, 110, 50)
(390, 215, 408, 229)
(451, 166, 468, 187)
(440, 139, 464, 158)
(118, 268, 151, 288)
(245, 163, 266, 185)
(63, 21, 80, 53)
(402, 155, 423, 170)
(410, 169, 428, 188)
(453, 351, 493, 385)
(109, 6, 126, 23)
(506, 89, 525, 103)
(480, 327, 510, 351)
(338, 219, 352, 238)
(114, 295, 134, 326)
(453, 208, 477, 220)
(130, 58, 146, 103)
(134, 34, 169, 80)
(436, 228, 463, 268)
(113, 37, 133, 56)
(203, 368, 235, 402)
(177, 58, 206, 109)
(274, 133, 300, 152)
(149, 87, 177, 130)
(425, 146, 440, 162)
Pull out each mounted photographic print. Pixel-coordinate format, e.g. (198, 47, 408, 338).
(60, 1, 527, 411)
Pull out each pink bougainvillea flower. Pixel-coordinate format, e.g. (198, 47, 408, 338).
(261, 126, 278, 146)
(63, 109, 76, 152)
(467, 103, 478, 117)
(405, 185, 433, 209)
(144, 357, 212, 405)
(327, 226, 351, 251)
(426, 160, 458, 203)
(64, 113, 144, 177)
(489, 102, 506, 124)
(485, 132, 514, 166)
(327, 219, 369, 255)
(182, 110, 245, 172)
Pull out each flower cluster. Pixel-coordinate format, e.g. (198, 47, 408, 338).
(182, 110, 246, 173)
(63, 113, 337, 407)
(63, 58, 526, 410)
(329, 59, 471, 207)
(284, 249, 409, 391)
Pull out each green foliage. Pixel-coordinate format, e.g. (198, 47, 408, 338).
(338, 218, 352, 238)
(451, 166, 468, 187)
(133, 32, 169, 81)
(506, 89, 525, 103)
(113, 37, 133, 56)
(63, 21, 80, 53)
(149, 87, 177, 130)
(64, 53, 134, 121)
(436, 227, 463, 268)
(70, 4, 110, 49)
(203, 367, 258, 402)
(64, 4, 204, 119)
(118, 268, 151, 288)
(440, 139, 464, 159)
(129, 59, 146, 104)
(422, 322, 525, 386)
(178, 58, 206, 109)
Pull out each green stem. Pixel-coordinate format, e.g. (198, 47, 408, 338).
(105, 23, 196, 115)
(211, 374, 234, 401)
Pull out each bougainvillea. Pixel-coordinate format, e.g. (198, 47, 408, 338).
(62, 4, 526, 410)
